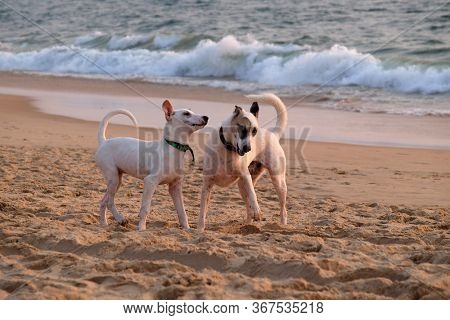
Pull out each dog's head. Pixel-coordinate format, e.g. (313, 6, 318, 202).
(225, 102, 259, 156)
(162, 100, 208, 134)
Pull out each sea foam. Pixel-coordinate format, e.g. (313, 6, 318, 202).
(0, 35, 449, 95)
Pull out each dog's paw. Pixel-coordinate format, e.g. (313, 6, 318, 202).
(138, 223, 146, 231)
(253, 211, 263, 221)
(280, 209, 287, 225)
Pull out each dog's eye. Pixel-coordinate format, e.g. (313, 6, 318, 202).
(183, 111, 190, 116)
(252, 128, 258, 136)
(238, 125, 248, 138)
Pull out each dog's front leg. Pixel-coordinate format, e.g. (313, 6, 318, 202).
(138, 175, 159, 231)
(169, 179, 189, 229)
(240, 174, 261, 222)
(198, 176, 214, 232)
(237, 179, 252, 222)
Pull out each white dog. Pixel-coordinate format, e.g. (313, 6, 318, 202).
(95, 100, 208, 230)
(198, 93, 288, 231)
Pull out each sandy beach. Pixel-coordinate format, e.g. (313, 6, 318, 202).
(0, 73, 449, 299)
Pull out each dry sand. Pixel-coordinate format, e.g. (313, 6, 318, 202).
(0, 86, 449, 299)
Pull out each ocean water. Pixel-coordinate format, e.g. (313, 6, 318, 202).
(0, 0, 449, 115)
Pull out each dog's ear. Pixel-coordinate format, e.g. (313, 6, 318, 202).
(250, 102, 259, 119)
(162, 100, 173, 121)
(233, 105, 242, 117)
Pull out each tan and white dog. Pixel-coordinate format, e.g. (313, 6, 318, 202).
(198, 93, 288, 231)
(95, 100, 208, 230)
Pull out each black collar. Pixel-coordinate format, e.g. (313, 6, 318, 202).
(165, 138, 195, 163)
(219, 126, 238, 153)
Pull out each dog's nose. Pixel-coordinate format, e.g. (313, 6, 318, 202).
(242, 144, 251, 153)
(202, 116, 209, 123)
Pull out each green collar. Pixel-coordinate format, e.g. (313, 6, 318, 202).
(165, 138, 195, 163)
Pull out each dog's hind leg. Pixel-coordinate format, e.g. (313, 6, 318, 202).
(198, 176, 214, 231)
(265, 144, 287, 224)
(138, 175, 159, 231)
(99, 193, 109, 226)
(169, 179, 189, 229)
(269, 171, 287, 225)
(106, 172, 127, 226)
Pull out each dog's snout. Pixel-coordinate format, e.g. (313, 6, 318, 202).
(237, 144, 251, 156)
(202, 116, 209, 123)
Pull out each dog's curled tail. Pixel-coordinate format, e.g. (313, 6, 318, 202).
(98, 109, 138, 145)
(246, 93, 288, 137)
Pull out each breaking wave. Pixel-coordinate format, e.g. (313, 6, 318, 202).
(1, 34, 449, 95)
